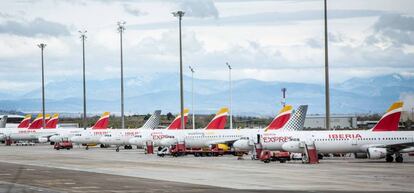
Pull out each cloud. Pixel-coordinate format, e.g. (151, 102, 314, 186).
(0, 17, 70, 37)
(175, 0, 219, 18)
(366, 14, 414, 47)
(123, 4, 148, 17)
(129, 9, 386, 30)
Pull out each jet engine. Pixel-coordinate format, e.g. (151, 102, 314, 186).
(232, 139, 250, 151)
(38, 137, 49, 143)
(159, 137, 178, 147)
(367, 148, 387, 159)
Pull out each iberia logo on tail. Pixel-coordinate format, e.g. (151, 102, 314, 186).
(265, 105, 293, 131)
(45, 114, 59, 129)
(205, 107, 228, 130)
(92, 112, 110, 129)
(166, 108, 189, 130)
(371, 101, 403, 132)
(28, 114, 48, 129)
(17, 114, 32, 128)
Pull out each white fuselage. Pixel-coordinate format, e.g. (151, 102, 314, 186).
(70, 129, 111, 144)
(260, 130, 414, 153)
(0, 128, 84, 141)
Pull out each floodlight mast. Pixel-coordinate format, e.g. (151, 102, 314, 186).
(79, 30, 87, 130)
(37, 43, 47, 129)
(324, 0, 330, 130)
(189, 65, 195, 130)
(117, 21, 126, 129)
(226, 62, 233, 129)
(172, 11, 185, 130)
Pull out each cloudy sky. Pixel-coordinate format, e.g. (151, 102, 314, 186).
(0, 0, 413, 93)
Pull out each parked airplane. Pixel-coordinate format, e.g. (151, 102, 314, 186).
(0, 113, 55, 142)
(71, 111, 160, 150)
(159, 105, 306, 150)
(263, 102, 413, 163)
(124, 108, 191, 149)
(97, 110, 162, 151)
(49, 112, 110, 144)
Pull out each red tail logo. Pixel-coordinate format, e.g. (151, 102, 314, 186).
(205, 108, 228, 130)
(28, 114, 45, 129)
(17, 115, 31, 128)
(92, 112, 110, 129)
(45, 114, 59, 129)
(167, 108, 189, 130)
(266, 105, 292, 131)
(371, 102, 403, 132)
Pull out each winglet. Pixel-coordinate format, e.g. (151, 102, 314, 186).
(45, 114, 59, 129)
(265, 105, 293, 131)
(205, 107, 228, 130)
(92, 112, 110, 129)
(371, 101, 403, 132)
(17, 114, 32, 128)
(166, 108, 189, 130)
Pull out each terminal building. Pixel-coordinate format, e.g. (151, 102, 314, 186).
(304, 115, 357, 129)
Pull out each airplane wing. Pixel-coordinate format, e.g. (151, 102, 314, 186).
(385, 142, 414, 153)
(368, 142, 414, 153)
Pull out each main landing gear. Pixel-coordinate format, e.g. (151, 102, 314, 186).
(386, 154, 404, 163)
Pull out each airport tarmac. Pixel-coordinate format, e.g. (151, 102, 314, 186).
(0, 145, 413, 193)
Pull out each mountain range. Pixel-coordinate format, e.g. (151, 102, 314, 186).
(0, 73, 413, 116)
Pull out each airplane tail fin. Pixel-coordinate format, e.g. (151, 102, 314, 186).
(0, 115, 7, 128)
(92, 112, 110, 129)
(44, 114, 51, 124)
(17, 114, 31, 128)
(45, 114, 59, 129)
(265, 105, 293, 131)
(166, 108, 189, 130)
(279, 105, 308, 131)
(141, 110, 161, 129)
(28, 114, 44, 129)
(371, 101, 403, 132)
(205, 107, 228, 130)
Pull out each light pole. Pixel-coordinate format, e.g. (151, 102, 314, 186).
(189, 65, 195, 130)
(281, 88, 287, 107)
(117, 21, 126, 129)
(37, 43, 46, 129)
(172, 11, 185, 130)
(79, 30, 87, 130)
(324, 0, 330, 130)
(226, 62, 233, 129)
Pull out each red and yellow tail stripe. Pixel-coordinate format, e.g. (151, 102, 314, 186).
(265, 105, 293, 131)
(205, 107, 228, 130)
(45, 114, 59, 129)
(167, 108, 189, 130)
(17, 114, 32, 128)
(371, 101, 403, 132)
(92, 112, 110, 129)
